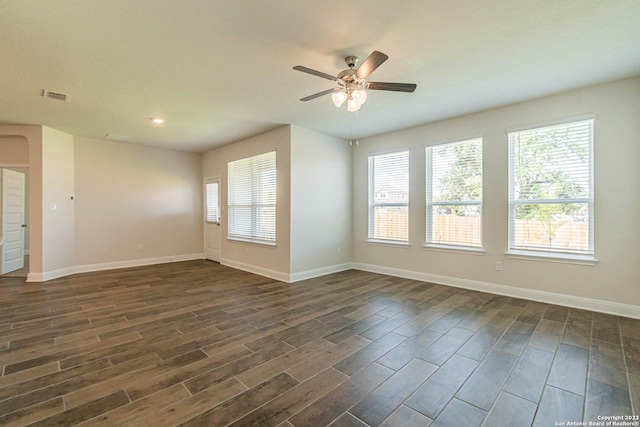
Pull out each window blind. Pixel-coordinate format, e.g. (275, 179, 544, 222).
(368, 150, 409, 242)
(508, 119, 594, 256)
(426, 138, 483, 248)
(228, 151, 276, 244)
(205, 181, 219, 223)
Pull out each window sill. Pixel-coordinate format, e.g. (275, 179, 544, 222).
(227, 237, 276, 247)
(505, 250, 597, 265)
(367, 239, 410, 248)
(423, 244, 485, 255)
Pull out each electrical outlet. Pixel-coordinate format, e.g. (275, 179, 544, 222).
(495, 261, 503, 271)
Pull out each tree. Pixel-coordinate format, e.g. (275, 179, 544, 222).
(434, 140, 482, 216)
(435, 126, 589, 248)
(512, 126, 588, 245)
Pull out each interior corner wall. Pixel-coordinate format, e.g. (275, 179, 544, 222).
(289, 125, 352, 279)
(202, 126, 292, 281)
(74, 136, 203, 269)
(41, 126, 75, 276)
(352, 77, 640, 315)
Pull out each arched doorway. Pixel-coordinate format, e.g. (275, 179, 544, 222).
(0, 135, 30, 277)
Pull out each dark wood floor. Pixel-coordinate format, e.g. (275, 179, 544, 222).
(0, 260, 638, 426)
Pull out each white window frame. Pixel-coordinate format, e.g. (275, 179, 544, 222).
(425, 137, 483, 250)
(227, 151, 276, 246)
(367, 149, 410, 245)
(507, 118, 595, 262)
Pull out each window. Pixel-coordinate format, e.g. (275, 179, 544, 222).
(508, 119, 594, 258)
(205, 179, 219, 223)
(368, 150, 409, 243)
(227, 151, 276, 245)
(426, 138, 483, 248)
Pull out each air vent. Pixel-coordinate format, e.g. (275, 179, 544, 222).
(42, 90, 71, 102)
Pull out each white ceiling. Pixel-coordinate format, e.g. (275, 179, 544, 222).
(1, 0, 639, 153)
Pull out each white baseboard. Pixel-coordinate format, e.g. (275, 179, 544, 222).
(289, 263, 352, 283)
(220, 260, 352, 283)
(27, 267, 76, 282)
(26, 256, 639, 319)
(352, 262, 640, 319)
(74, 253, 204, 276)
(27, 253, 204, 283)
(220, 258, 290, 283)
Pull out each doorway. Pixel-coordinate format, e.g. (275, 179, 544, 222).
(204, 176, 221, 262)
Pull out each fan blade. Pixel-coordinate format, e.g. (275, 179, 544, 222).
(355, 51, 388, 79)
(368, 82, 417, 92)
(300, 88, 339, 101)
(293, 65, 337, 81)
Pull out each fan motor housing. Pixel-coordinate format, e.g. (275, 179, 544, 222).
(338, 69, 357, 80)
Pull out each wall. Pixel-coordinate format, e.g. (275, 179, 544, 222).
(41, 127, 75, 275)
(74, 136, 203, 270)
(202, 126, 291, 281)
(0, 136, 30, 165)
(352, 77, 640, 316)
(289, 126, 352, 279)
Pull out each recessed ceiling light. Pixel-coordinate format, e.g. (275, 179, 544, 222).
(151, 117, 165, 124)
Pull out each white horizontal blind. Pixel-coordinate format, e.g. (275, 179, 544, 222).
(228, 151, 276, 244)
(508, 119, 594, 256)
(368, 150, 409, 242)
(426, 138, 482, 247)
(205, 181, 219, 223)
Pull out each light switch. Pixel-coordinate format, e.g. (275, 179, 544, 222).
(49, 203, 57, 211)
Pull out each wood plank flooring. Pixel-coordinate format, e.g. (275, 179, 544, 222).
(0, 260, 638, 426)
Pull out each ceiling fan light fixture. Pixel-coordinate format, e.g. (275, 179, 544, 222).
(352, 89, 367, 106)
(347, 98, 361, 112)
(331, 91, 347, 108)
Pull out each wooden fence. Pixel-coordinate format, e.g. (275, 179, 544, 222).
(375, 210, 588, 250)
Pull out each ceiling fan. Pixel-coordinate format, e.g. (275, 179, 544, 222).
(293, 51, 417, 112)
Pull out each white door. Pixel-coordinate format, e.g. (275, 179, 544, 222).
(204, 177, 221, 262)
(2, 169, 25, 274)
